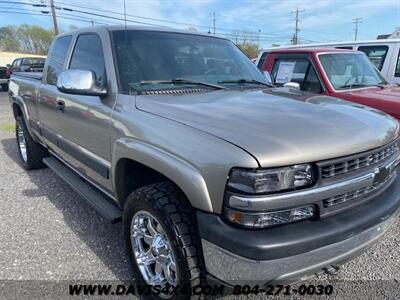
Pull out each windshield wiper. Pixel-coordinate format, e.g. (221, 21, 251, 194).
(218, 79, 272, 87)
(140, 78, 227, 90)
(337, 83, 369, 89)
(338, 82, 389, 90)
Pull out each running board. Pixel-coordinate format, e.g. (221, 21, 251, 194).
(43, 156, 122, 223)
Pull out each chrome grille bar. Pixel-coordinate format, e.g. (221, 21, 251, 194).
(321, 143, 399, 179)
(323, 171, 396, 207)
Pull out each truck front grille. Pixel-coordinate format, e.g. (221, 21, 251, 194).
(320, 141, 399, 179)
(323, 171, 396, 207)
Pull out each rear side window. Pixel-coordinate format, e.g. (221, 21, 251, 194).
(257, 51, 269, 69)
(69, 34, 106, 86)
(272, 59, 309, 85)
(395, 49, 400, 77)
(357, 45, 388, 71)
(12, 59, 21, 68)
(46, 35, 72, 85)
(271, 58, 322, 93)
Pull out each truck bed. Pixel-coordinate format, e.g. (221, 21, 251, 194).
(12, 72, 43, 81)
(9, 72, 42, 100)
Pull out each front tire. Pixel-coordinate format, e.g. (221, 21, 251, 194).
(123, 182, 205, 299)
(1, 84, 8, 92)
(16, 116, 48, 170)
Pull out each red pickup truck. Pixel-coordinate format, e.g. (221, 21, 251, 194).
(258, 48, 400, 120)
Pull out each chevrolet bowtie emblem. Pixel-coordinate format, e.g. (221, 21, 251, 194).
(373, 166, 391, 186)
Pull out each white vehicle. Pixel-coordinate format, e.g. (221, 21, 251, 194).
(257, 39, 400, 85)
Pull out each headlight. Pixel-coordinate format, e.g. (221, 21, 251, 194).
(224, 205, 315, 228)
(227, 164, 315, 194)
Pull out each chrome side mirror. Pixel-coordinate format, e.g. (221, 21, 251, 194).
(57, 69, 107, 97)
(263, 71, 272, 85)
(283, 82, 300, 90)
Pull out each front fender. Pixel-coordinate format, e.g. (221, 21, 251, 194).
(112, 138, 213, 212)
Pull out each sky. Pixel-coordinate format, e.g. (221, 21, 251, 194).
(0, 0, 399, 48)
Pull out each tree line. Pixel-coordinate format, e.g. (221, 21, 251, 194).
(0, 24, 55, 55)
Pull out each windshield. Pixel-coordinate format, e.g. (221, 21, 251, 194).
(111, 30, 267, 93)
(318, 53, 387, 90)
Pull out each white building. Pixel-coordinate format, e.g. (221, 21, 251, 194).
(377, 27, 400, 39)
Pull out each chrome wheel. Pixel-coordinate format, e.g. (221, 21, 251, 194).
(131, 211, 177, 289)
(17, 124, 27, 162)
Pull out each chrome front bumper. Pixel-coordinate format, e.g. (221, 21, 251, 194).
(0, 78, 8, 84)
(202, 211, 399, 285)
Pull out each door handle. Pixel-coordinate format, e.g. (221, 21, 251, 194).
(56, 100, 65, 113)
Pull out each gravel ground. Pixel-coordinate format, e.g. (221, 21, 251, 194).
(0, 91, 399, 299)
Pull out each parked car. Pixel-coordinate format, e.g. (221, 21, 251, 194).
(9, 57, 45, 73)
(0, 66, 11, 91)
(8, 26, 400, 296)
(258, 48, 400, 120)
(257, 39, 400, 85)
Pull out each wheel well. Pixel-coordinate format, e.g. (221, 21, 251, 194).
(12, 103, 23, 119)
(115, 158, 179, 207)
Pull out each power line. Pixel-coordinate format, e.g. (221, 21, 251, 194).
(55, 1, 213, 30)
(0, 1, 17, 15)
(0, 6, 120, 25)
(353, 17, 363, 41)
(55, 0, 291, 37)
(291, 8, 305, 45)
(0, 0, 296, 38)
(0, 10, 112, 25)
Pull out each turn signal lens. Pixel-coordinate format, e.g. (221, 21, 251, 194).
(224, 205, 315, 228)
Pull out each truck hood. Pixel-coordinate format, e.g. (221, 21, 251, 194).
(339, 86, 400, 119)
(136, 88, 399, 167)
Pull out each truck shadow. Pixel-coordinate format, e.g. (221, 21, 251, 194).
(1, 137, 134, 281)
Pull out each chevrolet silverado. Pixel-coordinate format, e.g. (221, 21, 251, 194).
(8, 26, 400, 298)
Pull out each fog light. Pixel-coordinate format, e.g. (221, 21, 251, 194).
(224, 205, 315, 228)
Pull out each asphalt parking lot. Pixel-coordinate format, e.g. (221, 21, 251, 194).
(0, 90, 399, 299)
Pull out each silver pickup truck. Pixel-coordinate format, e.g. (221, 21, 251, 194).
(8, 26, 400, 296)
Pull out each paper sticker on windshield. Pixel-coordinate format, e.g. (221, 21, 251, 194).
(275, 62, 295, 84)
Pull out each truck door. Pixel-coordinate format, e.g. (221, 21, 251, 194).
(55, 33, 113, 191)
(38, 35, 73, 149)
(269, 54, 325, 94)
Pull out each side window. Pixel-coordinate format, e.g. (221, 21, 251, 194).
(304, 66, 323, 93)
(69, 34, 106, 86)
(271, 58, 322, 93)
(271, 59, 308, 86)
(395, 49, 400, 77)
(46, 35, 72, 85)
(12, 59, 20, 70)
(357, 45, 388, 70)
(257, 52, 269, 70)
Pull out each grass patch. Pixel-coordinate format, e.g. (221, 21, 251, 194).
(0, 123, 15, 133)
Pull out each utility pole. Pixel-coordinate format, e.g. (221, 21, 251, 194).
(49, 0, 59, 35)
(353, 17, 363, 41)
(213, 12, 216, 35)
(291, 8, 305, 45)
